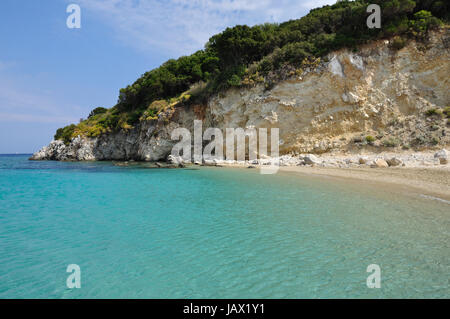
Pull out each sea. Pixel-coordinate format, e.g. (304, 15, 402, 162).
(0, 154, 448, 298)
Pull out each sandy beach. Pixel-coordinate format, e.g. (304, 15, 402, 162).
(279, 165, 450, 202)
(117, 149, 450, 202)
(209, 150, 450, 202)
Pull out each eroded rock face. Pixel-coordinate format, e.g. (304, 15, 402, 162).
(32, 30, 450, 162)
(207, 29, 450, 155)
(31, 107, 198, 161)
(30, 140, 67, 161)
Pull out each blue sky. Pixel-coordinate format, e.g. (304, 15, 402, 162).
(0, 0, 335, 153)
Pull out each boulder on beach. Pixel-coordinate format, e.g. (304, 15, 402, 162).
(303, 154, 320, 165)
(358, 157, 368, 164)
(359, 157, 368, 164)
(434, 149, 448, 165)
(370, 159, 389, 168)
(386, 157, 403, 167)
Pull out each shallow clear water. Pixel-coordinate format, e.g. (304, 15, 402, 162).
(0, 154, 448, 298)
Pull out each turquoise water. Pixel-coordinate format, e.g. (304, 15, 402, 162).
(0, 154, 448, 298)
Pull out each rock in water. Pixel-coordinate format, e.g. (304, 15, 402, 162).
(30, 140, 66, 160)
(167, 155, 183, 165)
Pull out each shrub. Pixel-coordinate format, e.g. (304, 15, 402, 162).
(99, 113, 119, 130)
(88, 107, 108, 118)
(430, 136, 439, 145)
(227, 74, 242, 87)
(73, 122, 106, 138)
(425, 108, 443, 117)
(390, 36, 407, 50)
(54, 124, 77, 145)
(409, 10, 442, 37)
(140, 100, 169, 121)
(430, 124, 439, 131)
(412, 135, 426, 146)
(443, 106, 450, 118)
(365, 135, 376, 144)
(382, 138, 400, 147)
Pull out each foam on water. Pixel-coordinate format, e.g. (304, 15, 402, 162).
(0, 155, 448, 298)
(419, 194, 450, 205)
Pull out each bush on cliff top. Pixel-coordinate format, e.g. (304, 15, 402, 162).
(55, 0, 449, 142)
(54, 124, 76, 145)
(88, 107, 108, 118)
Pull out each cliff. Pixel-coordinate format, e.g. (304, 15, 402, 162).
(31, 29, 450, 162)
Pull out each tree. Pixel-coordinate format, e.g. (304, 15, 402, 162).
(88, 107, 107, 118)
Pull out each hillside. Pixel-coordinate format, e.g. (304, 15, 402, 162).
(53, 0, 449, 144)
(32, 25, 450, 162)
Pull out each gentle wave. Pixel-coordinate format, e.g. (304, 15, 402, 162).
(419, 194, 450, 205)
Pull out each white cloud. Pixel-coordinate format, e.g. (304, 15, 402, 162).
(77, 0, 337, 56)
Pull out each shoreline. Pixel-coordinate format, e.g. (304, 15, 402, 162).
(209, 150, 450, 202)
(278, 166, 450, 202)
(29, 149, 450, 202)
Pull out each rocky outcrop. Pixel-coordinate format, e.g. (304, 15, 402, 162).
(31, 106, 198, 161)
(32, 29, 450, 162)
(30, 138, 95, 161)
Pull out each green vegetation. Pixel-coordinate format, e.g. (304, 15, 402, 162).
(55, 0, 449, 142)
(443, 106, 450, 118)
(430, 136, 439, 145)
(54, 124, 77, 145)
(365, 135, 376, 144)
(390, 36, 408, 50)
(139, 100, 170, 121)
(382, 138, 400, 147)
(425, 108, 443, 117)
(88, 107, 108, 118)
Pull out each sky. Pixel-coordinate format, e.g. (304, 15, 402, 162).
(0, 0, 336, 153)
